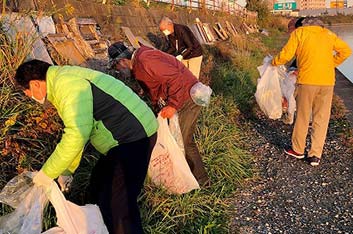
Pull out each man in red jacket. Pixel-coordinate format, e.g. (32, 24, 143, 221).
(109, 42, 209, 186)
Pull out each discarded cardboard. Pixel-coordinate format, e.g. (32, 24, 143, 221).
(47, 35, 86, 66)
(136, 36, 155, 48)
(67, 18, 95, 59)
(215, 22, 228, 39)
(213, 25, 227, 40)
(195, 22, 208, 43)
(121, 26, 140, 49)
(225, 21, 237, 37)
(75, 18, 107, 57)
(75, 18, 97, 25)
(202, 23, 216, 43)
(230, 22, 239, 35)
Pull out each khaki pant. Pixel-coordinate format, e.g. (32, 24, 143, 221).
(292, 84, 334, 158)
(181, 55, 203, 79)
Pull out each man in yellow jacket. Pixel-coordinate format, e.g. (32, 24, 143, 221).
(272, 17, 351, 166)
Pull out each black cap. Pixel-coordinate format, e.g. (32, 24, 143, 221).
(108, 42, 132, 60)
(295, 17, 305, 28)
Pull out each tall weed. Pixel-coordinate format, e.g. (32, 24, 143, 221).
(0, 28, 35, 86)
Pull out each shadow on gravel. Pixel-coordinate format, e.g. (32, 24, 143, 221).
(231, 110, 353, 234)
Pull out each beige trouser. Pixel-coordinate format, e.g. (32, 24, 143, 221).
(181, 55, 203, 79)
(292, 84, 334, 158)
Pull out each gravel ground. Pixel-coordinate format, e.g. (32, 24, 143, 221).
(231, 112, 353, 234)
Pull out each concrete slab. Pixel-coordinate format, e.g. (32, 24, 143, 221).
(121, 26, 140, 49)
(1, 13, 53, 64)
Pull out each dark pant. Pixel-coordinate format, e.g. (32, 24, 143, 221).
(88, 134, 157, 234)
(178, 99, 208, 184)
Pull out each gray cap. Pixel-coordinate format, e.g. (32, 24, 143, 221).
(302, 17, 324, 27)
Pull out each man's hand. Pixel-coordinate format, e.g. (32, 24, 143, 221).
(160, 106, 177, 119)
(57, 175, 73, 192)
(33, 170, 53, 189)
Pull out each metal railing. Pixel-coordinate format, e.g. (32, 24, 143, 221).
(152, 0, 257, 18)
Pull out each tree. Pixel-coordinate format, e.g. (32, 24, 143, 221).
(245, 0, 271, 26)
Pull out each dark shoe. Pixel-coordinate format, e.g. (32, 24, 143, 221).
(284, 147, 304, 159)
(307, 156, 320, 166)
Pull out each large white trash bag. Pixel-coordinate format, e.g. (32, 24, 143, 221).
(43, 181, 108, 234)
(280, 71, 297, 124)
(168, 113, 185, 155)
(148, 115, 200, 194)
(0, 172, 109, 234)
(255, 56, 283, 119)
(0, 172, 48, 234)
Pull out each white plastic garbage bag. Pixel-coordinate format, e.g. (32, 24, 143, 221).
(190, 82, 212, 107)
(280, 71, 297, 124)
(0, 172, 48, 234)
(0, 172, 109, 234)
(168, 113, 185, 155)
(148, 115, 200, 194)
(255, 58, 283, 119)
(44, 182, 108, 234)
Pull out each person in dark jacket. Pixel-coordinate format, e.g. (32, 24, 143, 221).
(14, 60, 158, 234)
(159, 16, 203, 79)
(110, 42, 210, 186)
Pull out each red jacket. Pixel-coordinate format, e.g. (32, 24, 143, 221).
(132, 46, 198, 110)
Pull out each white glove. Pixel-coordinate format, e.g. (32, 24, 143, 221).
(57, 175, 73, 192)
(176, 55, 183, 61)
(33, 170, 53, 189)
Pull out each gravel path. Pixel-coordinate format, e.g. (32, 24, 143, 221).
(231, 111, 353, 234)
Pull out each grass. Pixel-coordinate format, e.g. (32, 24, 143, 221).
(0, 12, 290, 233)
(139, 95, 252, 233)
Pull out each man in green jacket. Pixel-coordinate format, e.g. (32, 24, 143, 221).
(15, 59, 158, 234)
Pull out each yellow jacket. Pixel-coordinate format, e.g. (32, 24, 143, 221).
(272, 26, 351, 86)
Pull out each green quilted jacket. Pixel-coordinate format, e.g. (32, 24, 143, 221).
(42, 66, 158, 178)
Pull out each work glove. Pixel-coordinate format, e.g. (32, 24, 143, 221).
(57, 175, 73, 192)
(176, 55, 183, 61)
(33, 170, 53, 189)
(160, 106, 177, 119)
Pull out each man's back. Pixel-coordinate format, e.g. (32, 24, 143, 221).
(273, 26, 351, 86)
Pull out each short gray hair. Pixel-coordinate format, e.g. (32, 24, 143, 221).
(302, 17, 324, 27)
(159, 16, 173, 26)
